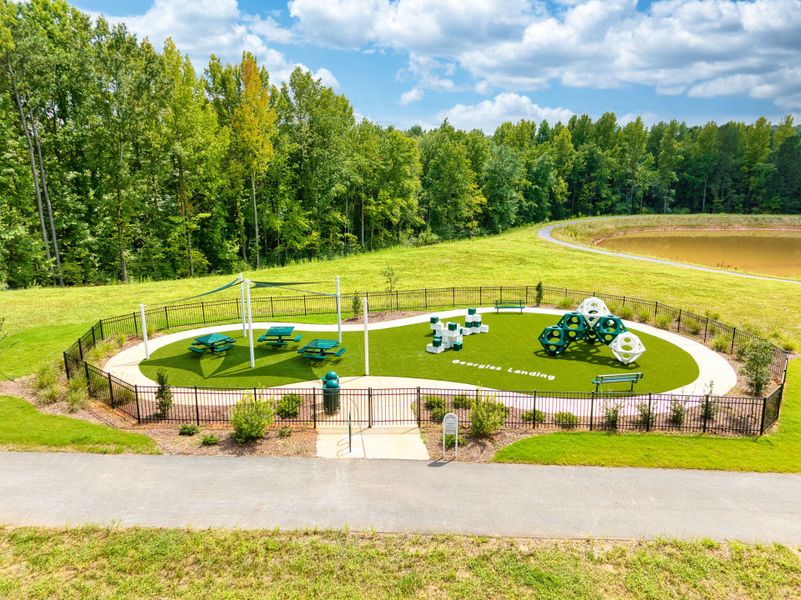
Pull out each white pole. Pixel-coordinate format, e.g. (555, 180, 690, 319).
(363, 296, 369, 376)
(246, 279, 255, 368)
(239, 272, 246, 336)
(139, 303, 150, 359)
(336, 275, 342, 343)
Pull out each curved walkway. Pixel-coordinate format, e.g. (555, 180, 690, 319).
(538, 218, 801, 286)
(103, 307, 736, 397)
(2, 451, 801, 543)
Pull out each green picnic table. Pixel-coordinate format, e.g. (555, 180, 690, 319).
(297, 338, 347, 360)
(258, 326, 302, 348)
(189, 333, 236, 355)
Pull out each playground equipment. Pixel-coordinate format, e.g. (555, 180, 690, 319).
(427, 308, 488, 354)
(538, 297, 646, 365)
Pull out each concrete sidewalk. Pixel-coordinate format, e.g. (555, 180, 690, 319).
(2, 452, 801, 543)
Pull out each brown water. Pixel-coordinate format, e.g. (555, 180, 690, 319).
(596, 230, 801, 279)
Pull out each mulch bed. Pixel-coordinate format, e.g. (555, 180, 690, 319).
(419, 424, 531, 463)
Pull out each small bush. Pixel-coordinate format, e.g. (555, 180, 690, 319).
(39, 384, 61, 405)
(451, 394, 472, 410)
(201, 434, 220, 446)
(423, 395, 446, 422)
(443, 433, 457, 450)
(179, 424, 200, 436)
(278, 426, 292, 438)
(116, 333, 128, 347)
(685, 319, 702, 336)
(34, 363, 58, 390)
(66, 386, 87, 412)
(470, 395, 507, 438)
(636, 310, 651, 323)
(155, 369, 173, 418)
(705, 310, 721, 321)
(535, 281, 544, 306)
(668, 400, 685, 427)
(231, 394, 274, 443)
(618, 306, 634, 320)
(701, 397, 717, 423)
(276, 393, 303, 419)
(554, 411, 578, 429)
(521, 409, 545, 424)
(741, 339, 774, 395)
(603, 403, 622, 430)
(655, 315, 671, 330)
(711, 335, 729, 353)
(556, 298, 574, 310)
(351, 294, 363, 317)
(636, 402, 655, 429)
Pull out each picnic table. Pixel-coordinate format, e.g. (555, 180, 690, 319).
(297, 338, 347, 360)
(258, 326, 302, 348)
(189, 333, 236, 355)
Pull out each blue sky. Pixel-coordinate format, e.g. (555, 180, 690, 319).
(76, 0, 801, 131)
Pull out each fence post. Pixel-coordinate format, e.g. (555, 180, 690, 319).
(133, 312, 138, 336)
(424, 288, 429, 309)
(676, 309, 682, 332)
(759, 394, 768, 435)
(194, 386, 200, 426)
(63, 352, 71, 379)
(702, 395, 709, 433)
(201, 302, 206, 325)
(312, 389, 317, 428)
(99, 319, 105, 340)
(134, 385, 141, 424)
(368, 388, 373, 428)
(730, 328, 737, 354)
(653, 301, 658, 319)
(452, 287, 455, 307)
(83, 359, 90, 385)
(479, 286, 483, 305)
(91, 326, 96, 346)
(78, 338, 84, 360)
(589, 392, 595, 431)
(416, 387, 421, 426)
(270, 296, 275, 318)
(703, 317, 709, 342)
(107, 373, 115, 406)
(646, 393, 652, 432)
(303, 295, 308, 316)
(164, 306, 170, 330)
(532, 391, 537, 429)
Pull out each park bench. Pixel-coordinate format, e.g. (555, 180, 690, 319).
(210, 344, 234, 353)
(494, 299, 525, 313)
(591, 372, 644, 392)
(188, 346, 206, 354)
(262, 334, 303, 348)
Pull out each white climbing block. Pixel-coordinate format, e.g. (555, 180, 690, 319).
(577, 296, 611, 327)
(609, 332, 646, 365)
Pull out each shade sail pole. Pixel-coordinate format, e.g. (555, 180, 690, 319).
(363, 296, 369, 376)
(336, 275, 342, 343)
(140, 303, 150, 359)
(246, 279, 255, 368)
(239, 272, 246, 336)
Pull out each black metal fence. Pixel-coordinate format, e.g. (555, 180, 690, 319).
(64, 284, 789, 436)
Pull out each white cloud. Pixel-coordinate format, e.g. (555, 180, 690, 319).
(400, 88, 424, 105)
(438, 93, 574, 132)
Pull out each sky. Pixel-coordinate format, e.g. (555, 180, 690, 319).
(75, 0, 801, 132)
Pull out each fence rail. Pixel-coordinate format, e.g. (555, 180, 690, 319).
(63, 284, 789, 436)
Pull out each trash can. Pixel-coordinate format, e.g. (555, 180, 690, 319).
(322, 371, 340, 415)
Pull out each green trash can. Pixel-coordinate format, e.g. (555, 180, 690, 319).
(322, 371, 340, 415)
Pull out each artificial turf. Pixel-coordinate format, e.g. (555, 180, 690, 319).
(140, 313, 699, 392)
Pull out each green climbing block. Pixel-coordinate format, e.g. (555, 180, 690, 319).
(557, 311, 589, 342)
(538, 325, 571, 356)
(594, 316, 627, 345)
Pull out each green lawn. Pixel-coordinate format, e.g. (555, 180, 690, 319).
(0, 527, 799, 599)
(140, 314, 698, 392)
(495, 358, 801, 472)
(0, 396, 158, 454)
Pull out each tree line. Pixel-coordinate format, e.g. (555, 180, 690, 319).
(1, 0, 800, 289)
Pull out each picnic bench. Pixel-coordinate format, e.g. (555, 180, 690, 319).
(297, 338, 347, 361)
(258, 326, 302, 348)
(591, 372, 644, 392)
(189, 333, 236, 355)
(494, 299, 525, 313)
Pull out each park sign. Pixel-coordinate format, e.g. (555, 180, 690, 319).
(443, 412, 458, 457)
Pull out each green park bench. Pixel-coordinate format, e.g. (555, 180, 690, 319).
(494, 299, 525, 313)
(591, 372, 644, 392)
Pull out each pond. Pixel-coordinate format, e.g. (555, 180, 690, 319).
(596, 229, 801, 279)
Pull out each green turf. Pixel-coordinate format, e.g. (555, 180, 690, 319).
(0, 395, 158, 454)
(140, 313, 699, 392)
(494, 357, 801, 472)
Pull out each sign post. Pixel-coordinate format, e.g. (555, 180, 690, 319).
(442, 412, 458, 458)
(363, 295, 369, 376)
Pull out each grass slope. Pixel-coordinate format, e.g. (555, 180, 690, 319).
(495, 358, 801, 472)
(0, 396, 158, 454)
(1, 527, 800, 599)
(140, 314, 698, 392)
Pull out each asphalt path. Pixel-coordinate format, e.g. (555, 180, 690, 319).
(538, 218, 801, 286)
(3, 452, 801, 543)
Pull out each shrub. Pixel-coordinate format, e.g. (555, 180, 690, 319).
(636, 310, 651, 323)
(278, 426, 292, 438)
(617, 306, 634, 321)
(443, 433, 457, 450)
(603, 403, 622, 431)
(423, 395, 446, 422)
(782, 340, 796, 353)
(231, 395, 274, 443)
(655, 315, 671, 330)
(535, 281, 544, 306)
(521, 409, 545, 424)
(116, 333, 128, 347)
(685, 319, 702, 336)
(276, 393, 303, 419)
(701, 397, 717, 423)
(668, 400, 685, 427)
(556, 298, 574, 310)
(39, 384, 61, 405)
(201, 434, 220, 446)
(741, 339, 774, 395)
(34, 363, 58, 390)
(179, 424, 200, 436)
(470, 395, 507, 438)
(451, 394, 472, 410)
(351, 294, 363, 317)
(636, 402, 655, 429)
(705, 310, 721, 321)
(66, 386, 87, 412)
(711, 335, 728, 353)
(155, 369, 173, 418)
(554, 411, 578, 429)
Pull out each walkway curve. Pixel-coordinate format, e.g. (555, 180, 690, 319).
(538, 218, 801, 286)
(103, 307, 736, 397)
(2, 451, 801, 543)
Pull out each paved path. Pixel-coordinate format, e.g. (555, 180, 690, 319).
(538, 218, 801, 286)
(2, 452, 801, 543)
